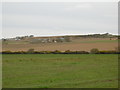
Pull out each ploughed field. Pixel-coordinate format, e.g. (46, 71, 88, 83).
(3, 54, 118, 88)
(2, 38, 118, 51)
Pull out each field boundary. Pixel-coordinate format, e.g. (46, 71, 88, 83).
(1, 50, 120, 54)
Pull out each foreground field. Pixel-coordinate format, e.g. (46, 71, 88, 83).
(3, 54, 118, 88)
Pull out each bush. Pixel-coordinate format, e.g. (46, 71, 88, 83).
(51, 50, 61, 54)
(99, 50, 118, 54)
(90, 48, 99, 54)
(64, 50, 71, 54)
(64, 50, 89, 54)
(27, 48, 35, 54)
(76, 51, 89, 54)
(2, 51, 12, 54)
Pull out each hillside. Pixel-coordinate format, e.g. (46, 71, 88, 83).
(2, 33, 118, 52)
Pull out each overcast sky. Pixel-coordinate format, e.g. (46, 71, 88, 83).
(2, 2, 118, 38)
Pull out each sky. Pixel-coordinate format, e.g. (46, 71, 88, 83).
(2, 2, 118, 38)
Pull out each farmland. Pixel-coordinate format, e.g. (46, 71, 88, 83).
(2, 37, 118, 51)
(2, 54, 118, 88)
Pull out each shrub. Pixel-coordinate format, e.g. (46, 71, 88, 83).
(2, 51, 12, 54)
(64, 50, 89, 54)
(99, 50, 118, 54)
(64, 50, 71, 54)
(51, 50, 61, 54)
(76, 51, 89, 54)
(90, 48, 99, 54)
(27, 48, 35, 54)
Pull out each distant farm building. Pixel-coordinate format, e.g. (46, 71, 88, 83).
(30, 37, 70, 44)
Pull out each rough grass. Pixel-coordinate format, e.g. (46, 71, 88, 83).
(2, 54, 118, 88)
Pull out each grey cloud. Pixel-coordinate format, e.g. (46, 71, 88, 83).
(2, 2, 118, 38)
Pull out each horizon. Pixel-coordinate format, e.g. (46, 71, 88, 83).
(2, 32, 118, 39)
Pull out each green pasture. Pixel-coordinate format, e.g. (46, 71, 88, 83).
(2, 54, 118, 88)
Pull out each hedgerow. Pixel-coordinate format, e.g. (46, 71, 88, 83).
(1, 49, 120, 54)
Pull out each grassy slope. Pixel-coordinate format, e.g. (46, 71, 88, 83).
(2, 54, 118, 88)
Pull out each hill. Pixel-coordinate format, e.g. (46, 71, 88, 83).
(2, 33, 119, 52)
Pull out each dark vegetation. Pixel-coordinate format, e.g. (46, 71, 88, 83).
(1, 48, 120, 54)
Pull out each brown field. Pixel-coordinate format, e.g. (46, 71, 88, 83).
(2, 37, 118, 51)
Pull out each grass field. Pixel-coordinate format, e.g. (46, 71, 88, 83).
(2, 54, 118, 88)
